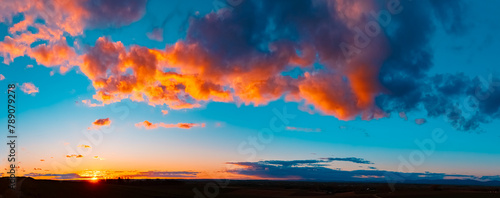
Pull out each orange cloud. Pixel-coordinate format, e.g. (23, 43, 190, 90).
(0, 74, 4, 81)
(135, 120, 205, 130)
(77, 144, 91, 149)
(66, 154, 84, 158)
(92, 118, 111, 127)
(20, 82, 39, 95)
(93, 156, 104, 160)
(78, 30, 389, 121)
(3, 1, 396, 122)
(29, 40, 77, 69)
(0, 0, 146, 71)
(161, 110, 169, 115)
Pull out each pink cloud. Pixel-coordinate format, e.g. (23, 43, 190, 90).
(20, 82, 39, 95)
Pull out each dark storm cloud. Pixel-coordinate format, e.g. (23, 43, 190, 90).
(375, 0, 500, 131)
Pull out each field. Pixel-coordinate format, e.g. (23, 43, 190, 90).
(1, 177, 499, 198)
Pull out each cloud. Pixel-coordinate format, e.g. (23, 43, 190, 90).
(228, 157, 372, 169)
(161, 110, 169, 115)
(75, 0, 487, 129)
(3, 0, 496, 130)
(147, 28, 164, 41)
(135, 120, 205, 130)
(0, 74, 4, 80)
(371, 0, 500, 131)
(399, 112, 408, 121)
(378, 73, 500, 131)
(24, 173, 82, 180)
(81, 99, 104, 107)
(93, 156, 104, 160)
(66, 154, 84, 158)
(75, 0, 391, 120)
(25, 170, 199, 180)
(0, 0, 146, 70)
(286, 126, 321, 132)
(20, 82, 39, 95)
(227, 158, 500, 184)
(77, 144, 91, 149)
(135, 120, 156, 129)
(92, 118, 111, 128)
(321, 157, 373, 164)
(415, 118, 427, 125)
(29, 40, 77, 69)
(123, 171, 199, 178)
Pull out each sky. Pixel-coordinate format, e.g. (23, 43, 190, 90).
(0, 0, 499, 183)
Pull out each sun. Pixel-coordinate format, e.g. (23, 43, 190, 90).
(89, 177, 99, 183)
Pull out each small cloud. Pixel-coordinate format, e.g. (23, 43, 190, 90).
(135, 120, 156, 129)
(415, 118, 427, 125)
(286, 126, 321, 132)
(161, 110, 169, 115)
(215, 122, 224, 127)
(49, 71, 55, 76)
(0, 74, 4, 81)
(40, 159, 45, 162)
(66, 154, 84, 158)
(147, 27, 164, 41)
(93, 156, 105, 160)
(135, 120, 205, 130)
(26, 64, 33, 68)
(92, 118, 111, 128)
(82, 99, 104, 107)
(399, 112, 408, 121)
(20, 82, 39, 95)
(77, 144, 91, 149)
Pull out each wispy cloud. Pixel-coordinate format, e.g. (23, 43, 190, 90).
(24, 173, 82, 180)
(135, 120, 205, 130)
(286, 126, 321, 132)
(77, 144, 91, 149)
(81, 99, 104, 107)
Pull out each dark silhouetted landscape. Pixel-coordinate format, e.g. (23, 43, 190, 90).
(1, 177, 499, 198)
